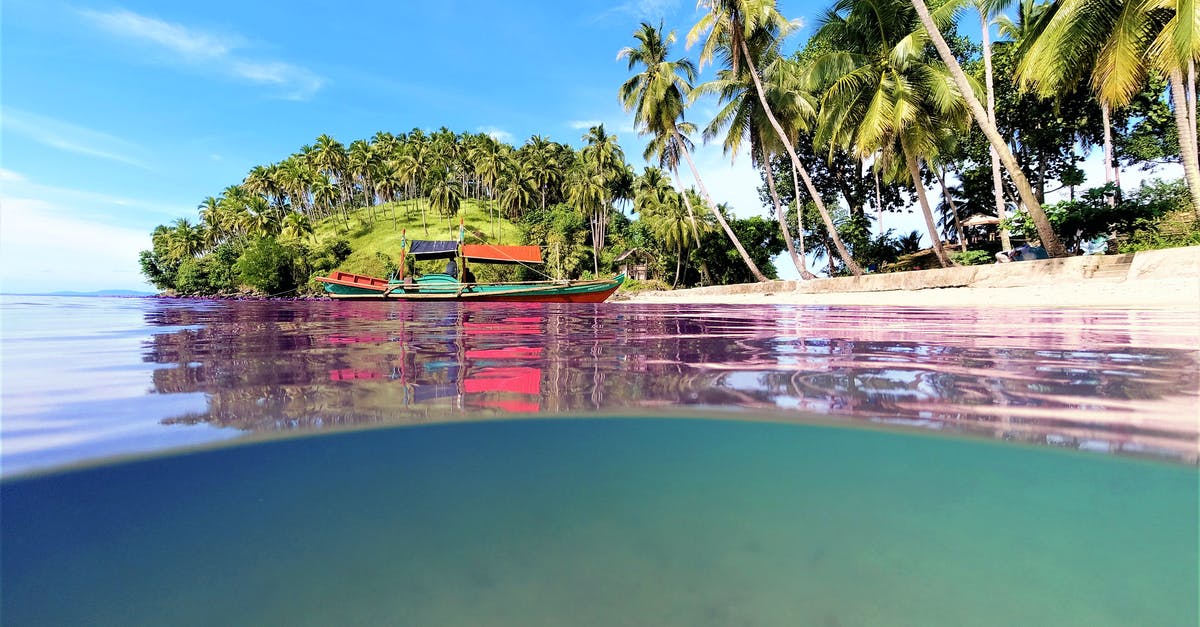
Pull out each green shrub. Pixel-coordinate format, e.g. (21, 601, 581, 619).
(949, 249, 994, 266)
(620, 278, 670, 292)
(235, 238, 299, 295)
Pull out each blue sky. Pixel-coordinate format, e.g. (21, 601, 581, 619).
(0, 0, 1177, 292)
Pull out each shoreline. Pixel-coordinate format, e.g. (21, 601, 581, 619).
(618, 246, 1200, 310)
(617, 276, 1200, 309)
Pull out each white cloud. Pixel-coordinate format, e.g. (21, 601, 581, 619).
(80, 8, 235, 60)
(477, 126, 514, 142)
(0, 196, 152, 292)
(79, 8, 324, 100)
(0, 168, 189, 222)
(591, 0, 683, 22)
(569, 120, 604, 130)
(1, 108, 151, 170)
(0, 168, 28, 183)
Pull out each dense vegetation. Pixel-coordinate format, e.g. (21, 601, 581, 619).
(141, 0, 1199, 296)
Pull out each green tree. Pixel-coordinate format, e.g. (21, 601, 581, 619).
(908, 0, 1069, 255)
(689, 0, 865, 274)
(621, 20, 771, 281)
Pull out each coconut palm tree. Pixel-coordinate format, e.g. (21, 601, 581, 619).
(689, 0, 865, 274)
(280, 212, 314, 243)
(620, 20, 771, 281)
(1016, 0, 1200, 219)
(697, 39, 816, 277)
(977, 0, 1018, 249)
(578, 124, 626, 275)
(312, 134, 350, 213)
(907, 0, 1068, 255)
(810, 0, 972, 267)
(167, 218, 205, 261)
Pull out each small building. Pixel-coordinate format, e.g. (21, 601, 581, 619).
(613, 248, 656, 281)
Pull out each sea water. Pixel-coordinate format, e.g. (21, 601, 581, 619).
(1, 296, 1197, 625)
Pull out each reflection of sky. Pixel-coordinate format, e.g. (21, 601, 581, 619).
(4, 297, 1199, 475)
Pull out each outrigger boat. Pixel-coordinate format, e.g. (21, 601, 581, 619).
(316, 232, 625, 302)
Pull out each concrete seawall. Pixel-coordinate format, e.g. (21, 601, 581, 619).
(622, 246, 1200, 307)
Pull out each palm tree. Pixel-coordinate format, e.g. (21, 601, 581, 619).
(637, 167, 714, 285)
(810, 0, 971, 267)
(907, 0, 1068, 255)
(698, 40, 815, 277)
(578, 124, 626, 275)
(470, 136, 507, 238)
(978, 0, 1018, 250)
(689, 0, 865, 274)
(167, 218, 205, 261)
(620, 20, 771, 281)
(312, 134, 350, 214)
(279, 212, 314, 242)
(1016, 0, 1200, 220)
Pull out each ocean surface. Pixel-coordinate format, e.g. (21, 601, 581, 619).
(2, 295, 1198, 625)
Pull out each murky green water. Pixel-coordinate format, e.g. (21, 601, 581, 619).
(4, 418, 1196, 626)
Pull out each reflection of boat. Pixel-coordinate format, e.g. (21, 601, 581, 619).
(317, 238, 624, 302)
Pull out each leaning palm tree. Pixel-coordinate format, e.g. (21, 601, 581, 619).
(697, 38, 816, 278)
(689, 0, 865, 274)
(620, 20, 771, 281)
(810, 0, 972, 267)
(977, 0, 1018, 250)
(1016, 0, 1200, 220)
(908, 0, 1068, 255)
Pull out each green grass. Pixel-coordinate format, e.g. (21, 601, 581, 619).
(310, 199, 526, 278)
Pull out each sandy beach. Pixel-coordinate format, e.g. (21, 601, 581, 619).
(621, 276, 1200, 309)
(619, 247, 1200, 310)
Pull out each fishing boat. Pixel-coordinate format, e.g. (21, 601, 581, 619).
(316, 238, 625, 302)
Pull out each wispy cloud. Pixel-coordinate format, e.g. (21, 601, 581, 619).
(590, 0, 683, 23)
(79, 8, 324, 100)
(1, 108, 152, 169)
(0, 168, 189, 219)
(0, 168, 28, 183)
(568, 120, 604, 130)
(477, 126, 514, 142)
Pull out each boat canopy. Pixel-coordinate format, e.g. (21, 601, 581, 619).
(461, 244, 543, 264)
(406, 240, 460, 260)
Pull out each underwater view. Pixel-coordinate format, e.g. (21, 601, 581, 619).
(2, 295, 1197, 625)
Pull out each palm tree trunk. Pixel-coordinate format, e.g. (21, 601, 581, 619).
(790, 164, 817, 279)
(674, 130, 769, 282)
(911, 0, 1066, 257)
(1169, 69, 1200, 220)
(935, 166, 967, 252)
(763, 151, 805, 276)
(673, 245, 682, 288)
(1100, 102, 1119, 206)
(739, 38, 864, 275)
(905, 149, 953, 267)
(980, 13, 1012, 250)
(670, 167, 702, 247)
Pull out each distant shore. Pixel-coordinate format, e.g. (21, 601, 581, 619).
(618, 246, 1200, 310)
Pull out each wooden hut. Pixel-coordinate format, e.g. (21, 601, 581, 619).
(613, 248, 655, 281)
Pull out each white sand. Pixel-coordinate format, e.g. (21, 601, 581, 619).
(620, 277, 1200, 310)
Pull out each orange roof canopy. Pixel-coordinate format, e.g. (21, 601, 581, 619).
(461, 244, 543, 264)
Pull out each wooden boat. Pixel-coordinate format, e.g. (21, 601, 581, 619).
(316, 240, 625, 302)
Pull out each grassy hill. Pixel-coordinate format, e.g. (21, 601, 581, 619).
(310, 198, 529, 282)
